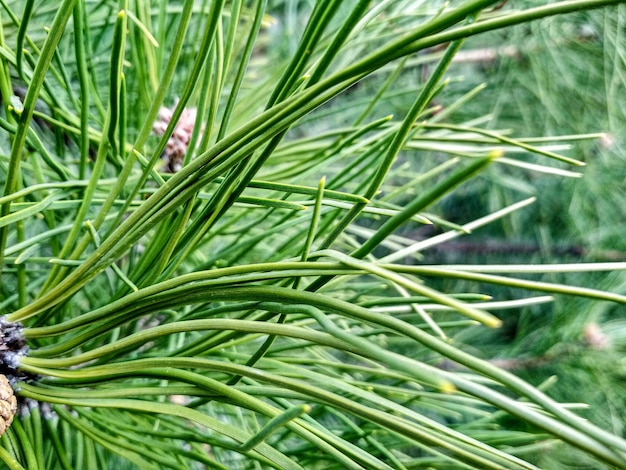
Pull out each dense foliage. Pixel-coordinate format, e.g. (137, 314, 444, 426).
(0, 1, 625, 468)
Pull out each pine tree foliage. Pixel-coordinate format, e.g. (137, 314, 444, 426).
(0, 1, 625, 468)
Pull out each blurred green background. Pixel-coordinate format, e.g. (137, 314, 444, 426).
(438, 5, 626, 466)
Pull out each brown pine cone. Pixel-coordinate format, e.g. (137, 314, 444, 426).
(0, 375, 17, 436)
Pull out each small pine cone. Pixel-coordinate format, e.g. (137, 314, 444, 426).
(152, 104, 202, 172)
(0, 375, 17, 436)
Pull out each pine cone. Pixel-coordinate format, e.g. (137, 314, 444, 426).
(152, 103, 202, 172)
(0, 374, 17, 436)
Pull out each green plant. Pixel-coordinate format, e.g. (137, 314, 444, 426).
(1, 1, 625, 468)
